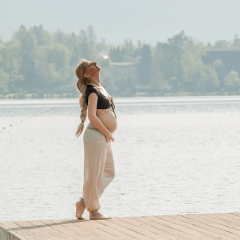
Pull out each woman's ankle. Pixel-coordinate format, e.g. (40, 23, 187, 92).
(89, 210, 99, 215)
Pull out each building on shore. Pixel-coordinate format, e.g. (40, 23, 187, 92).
(202, 47, 240, 74)
(110, 57, 140, 84)
(110, 62, 138, 83)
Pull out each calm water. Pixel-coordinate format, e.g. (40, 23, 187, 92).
(1, 96, 240, 221)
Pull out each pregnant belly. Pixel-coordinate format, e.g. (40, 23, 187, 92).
(97, 108, 118, 133)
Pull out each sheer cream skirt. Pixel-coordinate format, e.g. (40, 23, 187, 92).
(82, 122, 115, 211)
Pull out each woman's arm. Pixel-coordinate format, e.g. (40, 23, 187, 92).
(87, 92, 111, 137)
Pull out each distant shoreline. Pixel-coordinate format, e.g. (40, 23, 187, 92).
(1, 91, 240, 100)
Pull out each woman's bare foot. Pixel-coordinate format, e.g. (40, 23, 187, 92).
(89, 210, 112, 220)
(76, 197, 86, 220)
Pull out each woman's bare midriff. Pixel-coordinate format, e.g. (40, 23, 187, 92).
(96, 108, 117, 133)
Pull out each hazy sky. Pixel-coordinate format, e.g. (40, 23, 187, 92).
(1, 0, 240, 45)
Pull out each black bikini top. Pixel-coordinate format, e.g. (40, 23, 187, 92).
(85, 84, 114, 110)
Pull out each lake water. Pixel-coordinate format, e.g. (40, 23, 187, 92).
(0, 96, 240, 221)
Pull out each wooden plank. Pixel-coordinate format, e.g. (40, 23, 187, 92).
(132, 216, 193, 240)
(182, 214, 236, 239)
(136, 216, 201, 240)
(109, 217, 168, 240)
(50, 219, 92, 240)
(27, 220, 65, 240)
(232, 213, 240, 217)
(228, 213, 240, 221)
(174, 215, 231, 240)
(75, 220, 121, 240)
(60, 220, 98, 239)
(40, 219, 76, 240)
(108, 217, 161, 240)
(23, 220, 63, 240)
(157, 215, 216, 240)
(217, 214, 240, 225)
(0, 221, 28, 240)
(27, 220, 52, 232)
(185, 214, 240, 239)
(14, 220, 46, 240)
(117, 217, 174, 240)
(97, 218, 151, 240)
(87, 219, 136, 240)
(196, 214, 240, 235)
(209, 213, 240, 222)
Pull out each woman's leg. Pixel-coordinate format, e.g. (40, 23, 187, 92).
(82, 129, 108, 212)
(98, 142, 115, 199)
(87, 141, 115, 220)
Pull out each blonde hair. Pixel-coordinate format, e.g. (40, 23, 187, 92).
(75, 60, 91, 137)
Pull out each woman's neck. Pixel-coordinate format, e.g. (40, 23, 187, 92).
(88, 82, 101, 87)
(88, 80, 101, 87)
(89, 73, 101, 86)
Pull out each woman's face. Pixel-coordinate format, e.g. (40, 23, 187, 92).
(84, 61, 101, 78)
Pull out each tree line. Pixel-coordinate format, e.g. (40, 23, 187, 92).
(0, 25, 240, 97)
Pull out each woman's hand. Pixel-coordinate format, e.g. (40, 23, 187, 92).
(105, 131, 114, 143)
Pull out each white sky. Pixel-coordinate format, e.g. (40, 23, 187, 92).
(1, 0, 239, 45)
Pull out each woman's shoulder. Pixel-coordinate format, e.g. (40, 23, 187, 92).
(86, 85, 99, 92)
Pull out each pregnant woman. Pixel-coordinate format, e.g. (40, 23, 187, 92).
(75, 60, 117, 220)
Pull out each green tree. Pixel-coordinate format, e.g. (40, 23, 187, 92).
(115, 76, 136, 96)
(233, 34, 240, 47)
(34, 45, 50, 89)
(97, 38, 109, 53)
(138, 44, 152, 85)
(79, 30, 90, 60)
(45, 63, 62, 88)
(180, 48, 195, 91)
(0, 69, 9, 92)
(128, 77, 136, 94)
(157, 43, 183, 87)
(148, 69, 165, 94)
(180, 41, 209, 92)
(70, 33, 82, 67)
(99, 58, 117, 94)
(194, 64, 219, 93)
(212, 59, 227, 89)
(63, 32, 78, 52)
(30, 25, 51, 46)
(74, 26, 99, 62)
(167, 30, 192, 48)
(115, 77, 127, 95)
(169, 77, 181, 92)
(123, 39, 135, 62)
(2, 39, 24, 92)
(87, 25, 99, 60)
(99, 57, 112, 80)
(13, 26, 37, 91)
(224, 70, 240, 92)
(54, 29, 64, 44)
(214, 40, 232, 48)
(45, 43, 70, 88)
(47, 43, 70, 70)
(133, 40, 142, 58)
(109, 47, 124, 62)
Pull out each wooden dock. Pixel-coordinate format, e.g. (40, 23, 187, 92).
(1, 212, 240, 240)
